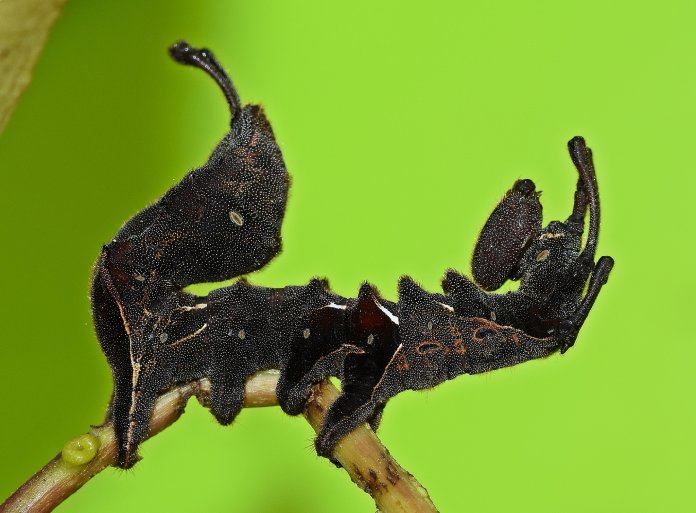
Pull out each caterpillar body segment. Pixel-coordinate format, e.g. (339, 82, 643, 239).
(91, 42, 613, 468)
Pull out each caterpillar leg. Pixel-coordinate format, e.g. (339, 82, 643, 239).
(568, 136, 600, 259)
(208, 375, 246, 425)
(110, 376, 158, 469)
(558, 255, 614, 353)
(315, 353, 386, 456)
(275, 281, 354, 415)
(314, 284, 399, 456)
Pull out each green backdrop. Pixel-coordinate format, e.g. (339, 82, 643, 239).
(1, 1, 694, 512)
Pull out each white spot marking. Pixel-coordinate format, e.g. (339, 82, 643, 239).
(436, 301, 454, 312)
(180, 303, 208, 311)
(324, 302, 347, 310)
(159, 332, 168, 343)
(540, 232, 564, 240)
(375, 300, 400, 325)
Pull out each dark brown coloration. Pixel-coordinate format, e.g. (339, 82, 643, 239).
(472, 179, 542, 290)
(90, 42, 614, 469)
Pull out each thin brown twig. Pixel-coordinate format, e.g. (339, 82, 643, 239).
(305, 381, 438, 513)
(0, 370, 438, 513)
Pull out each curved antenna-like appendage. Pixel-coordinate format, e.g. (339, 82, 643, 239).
(568, 136, 600, 259)
(169, 40, 242, 124)
(568, 177, 588, 225)
(559, 255, 614, 353)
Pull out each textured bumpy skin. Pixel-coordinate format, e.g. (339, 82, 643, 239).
(91, 42, 614, 469)
(472, 179, 542, 291)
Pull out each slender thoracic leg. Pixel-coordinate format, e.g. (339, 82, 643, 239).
(169, 40, 242, 123)
(568, 136, 600, 259)
(559, 255, 614, 353)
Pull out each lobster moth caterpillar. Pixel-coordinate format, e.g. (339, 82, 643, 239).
(91, 41, 614, 469)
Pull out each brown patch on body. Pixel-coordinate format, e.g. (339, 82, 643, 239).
(395, 353, 409, 372)
(110, 267, 130, 286)
(449, 322, 467, 354)
(452, 337, 467, 354)
(511, 332, 521, 347)
(154, 231, 184, 249)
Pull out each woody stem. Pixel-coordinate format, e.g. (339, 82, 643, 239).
(0, 371, 438, 513)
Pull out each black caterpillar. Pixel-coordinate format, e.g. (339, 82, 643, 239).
(91, 41, 614, 469)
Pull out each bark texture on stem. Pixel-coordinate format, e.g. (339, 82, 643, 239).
(0, 0, 67, 135)
(305, 381, 438, 513)
(0, 370, 438, 513)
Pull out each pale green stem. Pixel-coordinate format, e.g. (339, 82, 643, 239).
(0, 371, 437, 513)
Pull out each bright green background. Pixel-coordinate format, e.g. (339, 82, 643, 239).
(1, 1, 694, 511)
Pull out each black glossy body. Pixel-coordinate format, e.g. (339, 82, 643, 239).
(91, 41, 614, 468)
